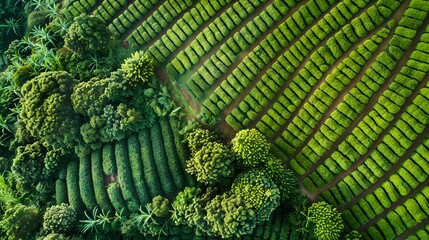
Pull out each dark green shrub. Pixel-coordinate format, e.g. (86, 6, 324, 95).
(64, 13, 112, 57)
(0, 204, 42, 239)
(120, 51, 154, 86)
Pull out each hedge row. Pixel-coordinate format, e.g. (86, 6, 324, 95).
(369, 185, 429, 239)
(167, 0, 263, 79)
(150, 121, 177, 196)
(290, 21, 428, 176)
(127, 0, 192, 46)
(138, 128, 163, 197)
(225, 0, 378, 131)
(109, 0, 161, 36)
(146, 0, 232, 65)
(304, 32, 429, 187)
(159, 117, 187, 190)
(62, 0, 97, 19)
(92, 0, 129, 22)
(91, 148, 114, 213)
(79, 153, 98, 212)
(66, 161, 85, 216)
(186, 0, 300, 100)
(201, 0, 342, 116)
(127, 134, 151, 205)
(107, 182, 130, 216)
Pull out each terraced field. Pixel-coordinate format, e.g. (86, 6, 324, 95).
(59, 0, 429, 239)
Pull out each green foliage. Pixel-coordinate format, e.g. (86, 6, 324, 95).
(344, 230, 363, 240)
(11, 141, 45, 189)
(0, 0, 28, 52)
(171, 187, 202, 226)
(231, 170, 280, 224)
(186, 141, 234, 185)
(148, 195, 170, 218)
(19, 71, 80, 151)
(231, 128, 270, 167)
(205, 192, 256, 238)
(263, 155, 297, 202)
(186, 128, 218, 154)
(0, 204, 43, 239)
(120, 51, 154, 86)
(43, 203, 77, 234)
(42, 233, 70, 240)
(307, 201, 344, 240)
(64, 13, 112, 58)
(0, 174, 20, 213)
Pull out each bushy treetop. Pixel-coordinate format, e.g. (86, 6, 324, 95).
(20, 71, 80, 150)
(263, 154, 297, 202)
(231, 129, 270, 167)
(186, 128, 218, 155)
(148, 195, 170, 218)
(64, 13, 111, 57)
(0, 204, 42, 239)
(307, 201, 344, 240)
(43, 203, 77, 234)
(120, 51, 154, 86)
(186, 141, 234, 185)
(171, 187, 202, 226)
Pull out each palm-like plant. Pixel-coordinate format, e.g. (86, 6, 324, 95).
(31, 26, 56, 47)
(52, 17, 71, 36)
(0, 18, 21, 35)
(45, 2, 60, 20)
(30, 0, 48, 11)
(78, 207, 122, 234)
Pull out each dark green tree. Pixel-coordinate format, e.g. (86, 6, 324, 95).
(0, 204, 43, 239)
(19, 71, 80, 151)
(64, 13, 111, 58)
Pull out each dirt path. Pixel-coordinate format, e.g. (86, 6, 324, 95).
(248, 2, 376, 132)
(120, 0, 165, 47)
(338, 116, 429, 211)
(306, 12, 429, 200)
(216, 0, 337, 135)
(357, 171, 429, 232)
(177, 0, 293, 85)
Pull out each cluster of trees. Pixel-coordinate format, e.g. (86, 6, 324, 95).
(0, 8, 177, 239)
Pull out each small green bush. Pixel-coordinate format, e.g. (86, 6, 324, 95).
(231, 129, 270, 167)
(120, 51, 154, 86)
(43, 203, 77, 234)
(307, 201, 344, 240)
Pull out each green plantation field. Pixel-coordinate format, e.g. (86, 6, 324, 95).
(36, 0, 429, 239)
